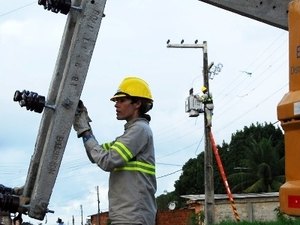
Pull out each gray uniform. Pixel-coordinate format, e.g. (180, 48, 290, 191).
(84, 118, 157, 225)
(196, 92, 214, 126)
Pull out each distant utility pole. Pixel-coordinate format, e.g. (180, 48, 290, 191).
(96, 186, 100, 225)
(167, 40, 215, 225)
(80, 204, 83, 225)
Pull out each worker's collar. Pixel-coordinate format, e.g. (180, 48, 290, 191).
(124, 117, 148, 129)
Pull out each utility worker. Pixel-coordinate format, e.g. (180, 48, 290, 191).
(197, 86, 214, 127)
(73, 76, 157, 225)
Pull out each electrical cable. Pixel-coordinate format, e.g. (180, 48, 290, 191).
(0, 2, 35, 18)
(215, 30, 287, 100)
(214, 31, 287, 117)
(157, 169, 182, 179)
(215, 56, 288, 117)
(214, 83, 288, 134)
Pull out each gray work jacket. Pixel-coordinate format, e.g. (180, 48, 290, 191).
(84, 118, 157, 225)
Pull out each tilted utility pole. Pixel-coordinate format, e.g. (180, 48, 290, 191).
(3, 0, 107, 222)
(167, 40, 215, 225)
(23, 0, 107, 220)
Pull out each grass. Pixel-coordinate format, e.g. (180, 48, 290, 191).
(214, 220, 300, 225)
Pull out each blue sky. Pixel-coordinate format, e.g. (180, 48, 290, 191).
(0, 0, 288, 224)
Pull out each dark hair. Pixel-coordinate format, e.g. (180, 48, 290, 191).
(130, 97, 153, 121)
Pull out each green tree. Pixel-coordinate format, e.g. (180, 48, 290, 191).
(218, 122, 284, 193)
(174, 152, 205, 195)
(229, 137, 285, 193)
(156, 191, 179, 210)
(156, 122, 285, 208)
(226, 123, 284, 193)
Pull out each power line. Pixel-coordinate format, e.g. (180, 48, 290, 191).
(214, 31, 287, 108)
(0, 2, 35, 18)
(156, 162, 183, 167)
(215, 57, 288, 118)
(215, 83, 288, 134)
(157, 141, 200, 159)
(157, 169, 182, 179)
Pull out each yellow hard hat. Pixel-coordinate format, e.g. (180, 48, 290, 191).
(201, 86, 207, 92)
(110, 76, 153, 101)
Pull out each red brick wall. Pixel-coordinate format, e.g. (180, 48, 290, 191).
(91, 212, 109, 225)
(91, 209, 194, 225)
(156, 209, 194, 225)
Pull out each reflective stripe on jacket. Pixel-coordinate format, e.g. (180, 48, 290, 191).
(84, 118, 157, 225)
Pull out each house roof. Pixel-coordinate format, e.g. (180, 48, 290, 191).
(181, 192, 279, 201)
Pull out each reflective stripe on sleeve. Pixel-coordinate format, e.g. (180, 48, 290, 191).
(111, 141, 133, 161)
(101, 142, 113, 150)
(114, 161, 156, 175)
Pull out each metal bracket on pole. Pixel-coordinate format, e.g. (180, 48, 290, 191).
(19, 0, 107, 220)
(167, 39, 206, 49)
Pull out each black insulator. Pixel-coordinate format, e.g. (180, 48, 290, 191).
(0, 193, 20, 213)
(38, 0, 71, 15)
(0, 185, 13, 195)
(59, 0, 71, 14)
(13, 90, 46, 113)
(13, 90, 22, 102)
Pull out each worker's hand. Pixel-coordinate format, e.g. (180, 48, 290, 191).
(73, 100, 92, 137)
(13, 186, 24, 195)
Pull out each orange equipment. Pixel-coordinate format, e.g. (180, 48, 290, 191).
(209, 131, 240, 222)
(277, 0, 300, 216)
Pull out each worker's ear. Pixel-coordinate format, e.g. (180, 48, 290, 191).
(134, 100, 142, 109)
(130, 97, 142, 109)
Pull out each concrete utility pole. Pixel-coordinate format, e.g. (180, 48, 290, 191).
(97, 186, 100, 225)
(167, 40, 215, 225)
(11, 0, 107, 221)
(80, 205, 83, 225)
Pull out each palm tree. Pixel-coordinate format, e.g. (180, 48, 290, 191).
(229, 137, 285, 193)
